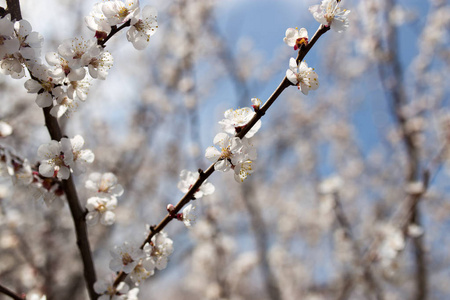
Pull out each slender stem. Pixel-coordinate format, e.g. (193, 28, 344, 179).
(98, 20, 131, 47)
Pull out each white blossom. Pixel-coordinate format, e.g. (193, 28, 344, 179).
(144, 231, 174, 270)
(61, 135, 95, 175)
(67, 78, 90, 101)
(85, 172, 124, 199)
(309, 0, 351, 33)
(102, 0, 140, 26)
(283, 27, 308, 50)
(126, 5, 158, 50)
(94, 278, 129, 300)
(37, 140, 71, 180)
(251, 97, 262, 110)
(286, 58, 319, 95)
(49, 86, 77, 118)
(234, 160, 254, 183)
(129, 258, 155, 285)
(85, 196, 117, 226)
(14, 19, 43, 61)
(58, 37, 95, 69)
(205, 133, 244, 172)
(219, 107, 261, 138)
(24, 64, 58, 107)
(0, 17, 42, 79)
(85, 3, 112, 37)
(177, 169, 215, 199)
(109, 241, 145, 273)
(0, 14, 19, 59)
(45, 51, 85, 82)
(182, 204, 196, 227)
(81, 45, 113, 80)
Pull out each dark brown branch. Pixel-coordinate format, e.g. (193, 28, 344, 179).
(6, 0, 21, 21)
(5, 1, 97, 297)
(0, 283, 24, 300)
(42, 107, 97, 300)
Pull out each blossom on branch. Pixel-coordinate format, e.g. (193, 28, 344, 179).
(144, 231, 174, 271)
(126, 5, 158, 50)
(283, 27, 308, 50)
(251, 97, 261, 110)
(205, 133, 244, 172)
(61, 135, 95, 175)
(85, 196, 117, 226)
(85, 3, 112, 38)
(286, 57, 319, 95)
(0, 15, 43, 78)
(129, 257, 155, 285)
(94, 278, 129, 300)
(85, 172, 124, 199)
(24, 63, 58, 107)
(219, 107, 261, 138)
(37, 140, 71, 180)
(109, 241, 145, 273)
(81, 45, 114, 80)
(234, 160, 254, 183)
(102, 0, 140, 26)
(45, 51, 86, 82)
(177, 169, 215, 199)
(181, 203, 196, 227)
(309, 0, 350, 33)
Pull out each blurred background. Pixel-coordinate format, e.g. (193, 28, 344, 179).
(0, 0, 449, 299)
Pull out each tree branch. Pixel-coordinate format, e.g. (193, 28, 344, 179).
(6, 0, 21, 21)
(113, 23, 332, 289)
(42, 107, 98, 300)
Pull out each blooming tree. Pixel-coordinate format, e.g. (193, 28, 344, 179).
(1, 0, 450, 300)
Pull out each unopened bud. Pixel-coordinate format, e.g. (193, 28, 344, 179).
(251, 98, 261, 111)
(167, 204, 175, 213)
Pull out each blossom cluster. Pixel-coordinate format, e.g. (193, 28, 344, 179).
(86, 0, 158, 50)
(37, 135, 94, 180)
(1, 143, 68, 206)
(0, 15, 43, 79)
(282, 0, 350, 95)
(96, 230, 174, 296)
(1, 0, 158, 119)
(205, 103, 261, 183)
(85, 172, 124, 226)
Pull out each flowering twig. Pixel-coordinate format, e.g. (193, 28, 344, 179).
(113, 22, 332, 289)
(5, 1, 98, 298)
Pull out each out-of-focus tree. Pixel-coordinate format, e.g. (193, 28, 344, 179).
(0, 0, 449, 299)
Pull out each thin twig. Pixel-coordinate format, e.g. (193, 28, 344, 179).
(0, 283, 24, 300)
